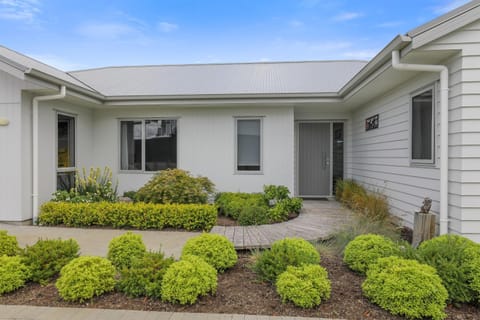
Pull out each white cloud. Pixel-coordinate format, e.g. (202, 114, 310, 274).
(0, 0, 40, 22)
(342, 49, 379, 60)
(157, 21, 178, 33)
(28, 53, 86, 71)
(333, 12, 363, 22)
(433, 0, 470, 15)
(76, 22, 138, 40)
(289, 19, 304, 28)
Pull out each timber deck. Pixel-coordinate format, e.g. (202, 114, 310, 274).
(210, 200, 353, 250)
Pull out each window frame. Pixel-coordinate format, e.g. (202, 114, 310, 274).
(234, 116, 263, 175)
(118, 118, 178, 173)
(55, 111, 77, 190)
(409, 85, 436, 165)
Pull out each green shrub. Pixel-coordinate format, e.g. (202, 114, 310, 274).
(161, 255, 217, 305)
(253, 238, 320, 283)
(0, 255, 31, 295)
(263, 185, 290, 202)
(122, 190, 137, 201)
(181, 234, 237, 272)
(238, 206, 269, 226)
(267, 198, 303, 222)
(107, 232, 146, 270)
(0, 230, 20, 256)
(116, 250, 174, 298)
(343, 234, 400, 275)
(215, 192, 267, 219)
(51, 167, 118, 203)
(363, 256, 448, 320)
(276, 264, 331, 308)
(56, 256, 116, 302)
(21, 239, 80, 284)
(38, 202, 217, 231)
(417, 234, 480, 303)
(136, 169, 214, 204)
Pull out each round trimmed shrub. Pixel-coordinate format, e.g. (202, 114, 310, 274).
(362, 256, 448, 320)
(136, 168, 214, 204)
(0, 255, 31, 295)
(21, 238, 80, 284)
(343, 234, 399, 274)
(253, 237, 320, 283)
(161, 255, 217, 305)
(417, 234, 480, 303)
(117, 250, 175, 298)
(0, 230, 20, 256)
(181, 233, 237, 272)
(107, 232, 146, 270)
(56, 256, 116, 302)
(276, 264, 331, 308)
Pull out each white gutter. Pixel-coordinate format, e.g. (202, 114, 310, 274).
(391, 50, 449, 235)
(32, 86, 66, 225)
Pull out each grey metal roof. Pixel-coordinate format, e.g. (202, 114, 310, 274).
(69, 61, 367, 97)
(0, 46, 96, 92)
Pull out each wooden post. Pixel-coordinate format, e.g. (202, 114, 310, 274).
(412, 212, 436, 248)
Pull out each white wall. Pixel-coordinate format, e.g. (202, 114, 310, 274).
(424, 20, 480, 241)
(348, 72, 445, 229)
(92, 106, 295, 195)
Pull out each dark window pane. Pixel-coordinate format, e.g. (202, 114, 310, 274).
(57, 114, 75, 168)
(145, 120, 177, 171)
(333, 123, 344, 194)
(237, 119, 261, 171)
(120, 121, 142, 170)
(412, 90, 433, 160)
(57, 172, 75, 191)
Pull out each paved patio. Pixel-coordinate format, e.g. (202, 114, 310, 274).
(211, 200, 353, 249)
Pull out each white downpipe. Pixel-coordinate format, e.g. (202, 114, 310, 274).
(391, 50, 449, 235)
(32, 86, 66, 225)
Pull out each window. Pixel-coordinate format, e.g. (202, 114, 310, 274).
(236, 118, 262, 172)
(411, 89, 434, 163)
(57, 114, 76, 190)
(120, 119, 177, 171)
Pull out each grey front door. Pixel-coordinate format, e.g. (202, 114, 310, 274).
(298, 122, 331, 196)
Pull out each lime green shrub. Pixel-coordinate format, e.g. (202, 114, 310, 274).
(253, 238, 320, 283)
(238, 206, 269, 226)
(263, 185, 290, 201)
(107, 232, 146, 270)
(363, 256, 448, 320)
(181, 234, 237, 272)
(417, 234, 480, 303)
(56, 256, 116, 302)
(215, 192, 266, 220)
(276, 264, 331, 308)
(52, 167, 118, 203)
(0, 256, 31, 295)
(116, 250, 174, 298)
(136, 169, 214, 204)
(343, 234, 400, 275)
(0, 230, 20, 256)
(161, 255, 217, 305)
(21, 239, 80, 284)
(38, 202, 217, 231)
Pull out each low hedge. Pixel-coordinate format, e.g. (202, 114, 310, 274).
(38, 202, 217, 231)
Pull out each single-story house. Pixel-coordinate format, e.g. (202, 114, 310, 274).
(1, 1, 480, 240)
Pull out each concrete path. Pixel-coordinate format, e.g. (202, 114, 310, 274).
(0, 224, 200, 258)
(0, 305, 335, 320)
(211, 200, 353, 249)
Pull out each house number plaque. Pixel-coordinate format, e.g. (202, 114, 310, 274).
(365, 114, 379, 131)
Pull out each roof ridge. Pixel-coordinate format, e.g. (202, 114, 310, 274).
(69, 60, 367, 73)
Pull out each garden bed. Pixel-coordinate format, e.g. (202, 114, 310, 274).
(0, 253, 477, 320)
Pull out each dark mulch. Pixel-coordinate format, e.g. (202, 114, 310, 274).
(0, 254, 478, 319)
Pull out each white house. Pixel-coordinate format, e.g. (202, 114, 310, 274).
(1, 1, 480, 240)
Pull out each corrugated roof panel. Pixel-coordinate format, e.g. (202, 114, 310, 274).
(70, 61, 367, 97)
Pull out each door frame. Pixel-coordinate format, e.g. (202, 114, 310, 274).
(295, 120, 336, 198)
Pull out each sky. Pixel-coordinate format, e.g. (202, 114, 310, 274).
(0, 0, 472, 71)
